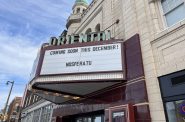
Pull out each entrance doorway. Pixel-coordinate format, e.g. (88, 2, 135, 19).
(76, 115, 103, 122)
(62, 110, 104, 122)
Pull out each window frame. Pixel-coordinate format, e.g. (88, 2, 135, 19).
(40, 105, 52, 122)
(159, 0, 185, 27)
(164, 99, 185, 122)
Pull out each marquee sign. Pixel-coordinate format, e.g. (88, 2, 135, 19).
(29, 34, 142, 104)
(40, 43, 123, 75)
(49, 30, 111, 46)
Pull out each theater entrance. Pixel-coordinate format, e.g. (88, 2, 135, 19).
(75, 115, 103, 122)
(62, 110, 104, 122)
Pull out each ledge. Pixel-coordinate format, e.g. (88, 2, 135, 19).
(66, 14, 82, 28)
(152, 19, 185, 44)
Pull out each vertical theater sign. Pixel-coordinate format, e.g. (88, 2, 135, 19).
(29, 32, 149, 122)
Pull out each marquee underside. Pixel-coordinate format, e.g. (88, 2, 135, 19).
(32, 81, 122, 104)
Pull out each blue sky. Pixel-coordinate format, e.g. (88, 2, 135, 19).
(0, 0, 92, 110)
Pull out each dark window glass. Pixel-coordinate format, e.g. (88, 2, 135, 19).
(77, 8, 80, 13)
(171, 74, 185, 85)
(76, 115, 103, 122)
(165, 100, 185, 122)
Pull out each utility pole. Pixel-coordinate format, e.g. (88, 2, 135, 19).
(3, 81, 14, 122)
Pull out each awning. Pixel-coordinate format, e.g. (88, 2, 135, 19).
(31, 72, 124, 104)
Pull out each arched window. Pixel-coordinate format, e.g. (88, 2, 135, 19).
(95, 24, 101, 32)
(76, 8, 80, 14)
(83, 9, 86, 13)
(85, 28, 92, 34)
(85, 28, 92, 42)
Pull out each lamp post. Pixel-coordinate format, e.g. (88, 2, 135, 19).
(3, 81, 14, 122)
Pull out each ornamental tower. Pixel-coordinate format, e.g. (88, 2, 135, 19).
(66, 0, 89, 35)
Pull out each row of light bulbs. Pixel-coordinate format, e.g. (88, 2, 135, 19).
(32, 90, 81, 100)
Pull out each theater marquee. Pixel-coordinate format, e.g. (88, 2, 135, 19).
(29, 34, 142, 104)
(29, 39, 126, 103)
(40, 43, 123, 75)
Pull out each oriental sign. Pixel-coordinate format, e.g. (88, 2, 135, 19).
(49, 30, 111, 46)
(40, 43, 122, 75)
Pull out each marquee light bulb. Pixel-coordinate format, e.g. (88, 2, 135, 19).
(73, 97, 80, 100)
(63, 95, 70, 98)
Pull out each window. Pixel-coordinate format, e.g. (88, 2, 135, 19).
(25, 112, 33, 122)
(112, 111, 126, 122)
(85, 28, 92, 34)
(15, 103, 20, 112)
(161, 0, 185, 26)
(76, 117, 91, 122)
(26, 96, 32, 106)
(85, 28, 92, 42)
(83, 9, 86, 13)
(25, 97, 29, 107)
(77, 8, 80, 14)
(40, 105, 52, 122)
(95, 24, 101, 32)
(171, 74, 185, 85)
(32, 108, 41, 122)
(12, 111, 17, 115)
(165, 100, 185, 122)
(22, 104, 52, 122)
(75, 115, 104, 122)
(93, 116, 102, 122)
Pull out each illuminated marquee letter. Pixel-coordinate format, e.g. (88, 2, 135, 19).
(57, 36, 66, 45)
(79, 33, 88, 43)
(97, 32, 106, 41)
(65, 35, 71, 44)
(90, 32, 97, 42)
(49, 30, 111, 46)
(71, 34, 80, 44)
(106, 30, 111, 40)
(50, 37, 58, 46)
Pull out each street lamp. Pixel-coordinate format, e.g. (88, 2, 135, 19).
(3, 81, 14, 122)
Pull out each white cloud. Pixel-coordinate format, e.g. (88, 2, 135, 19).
(0, 0, 79, 110)
(0, 0, 93, 110)
(0, 31, 41, 80)
(0, 0, 74, 110)
(0, 0, 72, 31)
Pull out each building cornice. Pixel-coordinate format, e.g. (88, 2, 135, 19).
(66, 14, 82, 29)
